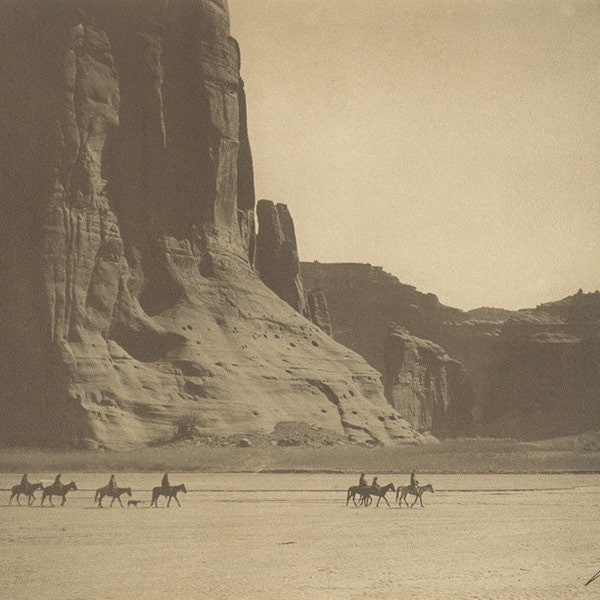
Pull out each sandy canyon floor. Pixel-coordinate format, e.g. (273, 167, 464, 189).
(1, 473, 599, 599)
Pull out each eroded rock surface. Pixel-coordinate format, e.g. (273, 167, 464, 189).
(0, 0, 419, 449)
(384, 327, 473, 437)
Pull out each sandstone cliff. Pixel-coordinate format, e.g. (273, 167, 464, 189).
(300, 262, 463, 374)
(302, 263, 599, 439)
(0, 0, 419, 449)
(301, 262, 473, 433)
(480, 294, 600, 438)
(255, 200, 306, 316)
(304, 288, 334, 337)
(383, 326, 473, 437)
(255, 200, 333, 336)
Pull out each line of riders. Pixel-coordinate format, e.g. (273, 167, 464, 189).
(8, 472, 187, 508)
(346, 470, 434, 507)
(9, 471, 432, 508)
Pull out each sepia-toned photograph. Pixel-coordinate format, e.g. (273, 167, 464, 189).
(0, 0, 599, 598)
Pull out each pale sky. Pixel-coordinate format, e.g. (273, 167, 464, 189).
(228, 0, 600, 311)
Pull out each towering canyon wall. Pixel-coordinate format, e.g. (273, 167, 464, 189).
(0, 0, 419, 449)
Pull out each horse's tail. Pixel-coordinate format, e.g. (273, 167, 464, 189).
(94, 489, 100, 503)
(346, 487, 353, 506)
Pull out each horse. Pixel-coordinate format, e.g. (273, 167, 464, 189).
(41, 481, 78, 506)
(150, 483, 187, 507)
(95, 486, 132, 508)
(346, 485, 372, 506)
(9, 482, 44, 506)
(365, 482, 396, 507)
(396, 483, 434, 508)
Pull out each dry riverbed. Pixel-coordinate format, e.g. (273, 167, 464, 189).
(1, 473, 599, 599)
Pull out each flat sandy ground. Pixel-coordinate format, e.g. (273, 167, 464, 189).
(1, 473, 599, 599)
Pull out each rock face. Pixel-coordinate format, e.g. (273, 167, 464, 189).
(305, 289, 334, 337)
(302, 262, 600, 439)
(300, 262, 463, 374)
(301, 262, 472, 434)
(0, 0, 420, 449)
(255, 202, 333, 336)
(384, 327, 473, 437)
(438, 318, 504, 423)
(255, 200, 306, 315)
(480, 294, 600, 438)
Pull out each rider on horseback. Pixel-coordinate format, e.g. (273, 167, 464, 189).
(161, 472, 170, 492)
(20, 473, 30, 489)
(410, 470, 419, 492)
(107, 474, 117, 493)
(372, 476, 379, 489)
(358, 473, 367, 487)
(54, 473, 63, 493)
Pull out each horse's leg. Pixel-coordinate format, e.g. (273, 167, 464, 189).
(49, 495, 54, 507)
(9, 492, 15, 506)
(99, 495, 104, 508)
(28, 494, 35, 506)
(61, 495, 67, 506)
(117, 496, 124, 508)
(110, 496, 116, 508)
(383, 495, 391, 507)
(174, 494, 181, 507)
(410, 494, 419, 508)
(167, 495, 172, 507)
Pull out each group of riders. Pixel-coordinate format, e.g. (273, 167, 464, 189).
(11, 471, 174, 506)
(358, 470, 419, 492)
(347, 469, 429, 508)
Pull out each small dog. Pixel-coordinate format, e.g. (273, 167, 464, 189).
(127, 500, 142, 508)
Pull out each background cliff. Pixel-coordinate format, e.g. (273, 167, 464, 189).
(384, 326, 473, 437)
(480, 292, 600, 438)
(302, 263, 600, 439)
(0, 0, 420, 449)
